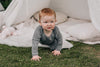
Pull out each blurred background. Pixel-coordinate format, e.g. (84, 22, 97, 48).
(0, 0, 12, 9)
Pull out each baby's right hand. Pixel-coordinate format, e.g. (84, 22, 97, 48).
(31, 55, 41, 61)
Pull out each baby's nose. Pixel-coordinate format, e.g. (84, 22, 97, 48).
(48, 23, 51, 25)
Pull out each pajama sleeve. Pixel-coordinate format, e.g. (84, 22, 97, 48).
(55, 26, 63, 51)
(32, 26, 41, 56)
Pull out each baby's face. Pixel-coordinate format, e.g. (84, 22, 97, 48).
(39, 15, 56, 31)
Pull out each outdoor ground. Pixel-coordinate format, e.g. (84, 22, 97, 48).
(0, 41, 100, 67)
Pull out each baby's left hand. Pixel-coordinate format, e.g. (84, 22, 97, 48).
(52, 50, 61, 56)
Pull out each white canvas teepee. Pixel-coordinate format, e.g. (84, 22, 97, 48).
(0, 3, 4, 11)
(0, 0, 100, 48)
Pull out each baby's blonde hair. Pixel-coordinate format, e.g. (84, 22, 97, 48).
(39, 8, 56, 21)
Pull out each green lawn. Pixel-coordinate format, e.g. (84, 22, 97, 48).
(0, 41, 100, 67)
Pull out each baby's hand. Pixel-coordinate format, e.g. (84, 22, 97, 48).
(52, 50, 61, 56)
(31, 55, 41, 61)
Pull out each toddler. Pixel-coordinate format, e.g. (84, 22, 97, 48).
(31, 8, 62, 61)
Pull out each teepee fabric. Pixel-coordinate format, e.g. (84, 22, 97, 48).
(0, 3, 4, 11)
(3, 0, 51, 27)
(88, 0, 100, 32)
(0, 0, 73, 48)
(0, 0, 100, 48)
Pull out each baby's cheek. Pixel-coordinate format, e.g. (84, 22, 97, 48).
(51, 25, 54, 29)
(52, 25, 55, 29)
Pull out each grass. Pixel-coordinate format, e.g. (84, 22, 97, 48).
(0, 41, 100, 67)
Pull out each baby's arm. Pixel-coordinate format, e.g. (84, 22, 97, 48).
(52, 26, 62, 56)
(55, 26, 63, 51)
(31, 26, 41, 61)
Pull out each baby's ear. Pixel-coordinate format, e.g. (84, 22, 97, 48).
(55, 19, 57, 22)
(39, 20, 42, 26)
(39, 20, 40, 23)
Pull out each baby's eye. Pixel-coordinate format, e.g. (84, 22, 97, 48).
(51, 21, 54, 23)
(44, 21, 48, 23)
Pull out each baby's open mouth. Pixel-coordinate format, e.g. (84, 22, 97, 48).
(47, 27, 51, 29)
